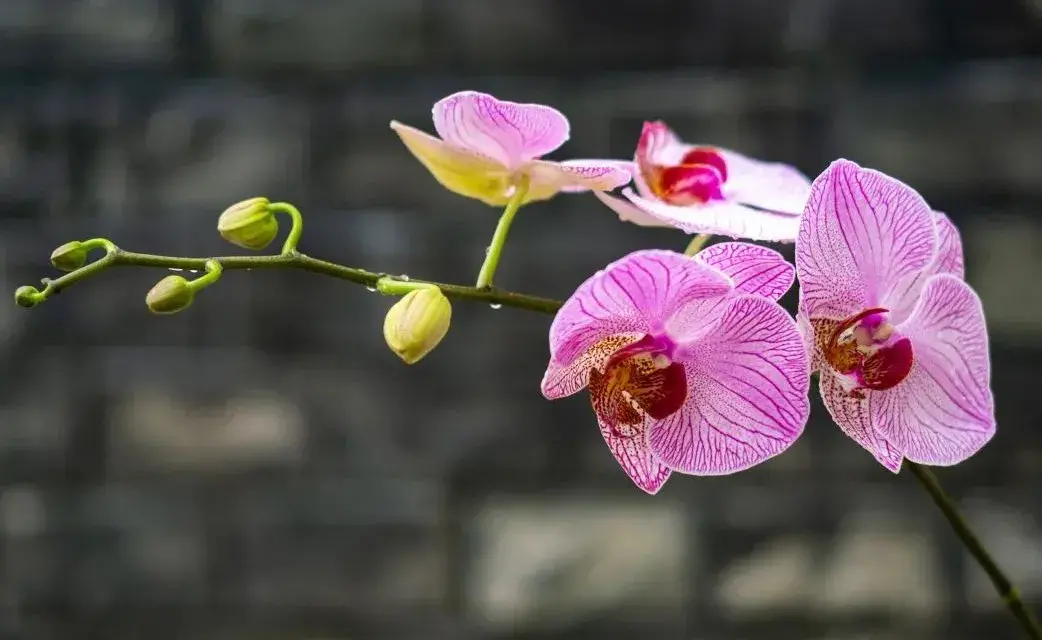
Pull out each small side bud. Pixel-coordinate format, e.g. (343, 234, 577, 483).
(14, 286, 41, 308)
(383, 287, 452, 364)
(146, 275, 195, 315)
(217, 197, 277, 250)
(50, 241, 88, 272)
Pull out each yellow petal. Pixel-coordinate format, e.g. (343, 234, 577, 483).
(390, 121, 513, 206)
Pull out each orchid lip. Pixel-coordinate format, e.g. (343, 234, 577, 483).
(589, 332, 687, 433)
(819, 307, 914, 394)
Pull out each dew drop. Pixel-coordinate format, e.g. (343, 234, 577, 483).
(187, 269, 199, 274)
(399, 275, 410, 281)
(484, 246, 491, 255)
(168, 268, 183, 272)
(489, 303, 502, 310)
(365, 286, 377, 292)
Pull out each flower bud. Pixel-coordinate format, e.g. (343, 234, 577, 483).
(50, 241, 88, 272)
(217, 197, 277, 250)
(382, 287, 452, 364)
(14, 285, 41, 308)
(145, 275, 195, 315)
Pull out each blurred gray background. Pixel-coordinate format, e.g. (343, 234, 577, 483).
(1, 1, 1042, 639)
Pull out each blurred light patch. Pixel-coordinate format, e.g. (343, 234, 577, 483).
(110, 386, 306, 474)
(464, 496, 689, 632)
(717, 510, 942, 618)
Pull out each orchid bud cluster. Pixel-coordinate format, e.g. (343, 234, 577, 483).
(12, 90, 1039, 637)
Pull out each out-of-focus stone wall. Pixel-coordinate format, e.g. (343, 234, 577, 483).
(0, 1, 1040, 638)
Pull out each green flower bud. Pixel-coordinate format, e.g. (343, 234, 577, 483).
(217, 197, 277, 250)
(14, 285, 41, 308)
(50, 241, 88, 272)
(383, 287, 452, 364)
(145, 275, 195, 315)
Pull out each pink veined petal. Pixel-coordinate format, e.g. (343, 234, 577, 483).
(717, 149, 812, 215)
(647, 294, 810, 474)
(546, 249, 733, 368)
(636, 120, 692, 166)
(623, 188, 801, 242)
(694, 242, 795, 301)
(432, 91, 570, 168)
(932, 212, 965, 279)
(886, 211, 966, 324)
(523, 159, 632, 204)
(593, 191, 675, 228)
(796, 312, 819, 373)
(819, 372, 903, 472)
(795, 159, 938, 320)
(599, 418, 672, 495)
(872, 274, 995, 466)
(389, 121, 511, 206)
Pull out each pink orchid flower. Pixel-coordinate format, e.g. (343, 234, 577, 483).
(795, 159, 995, 471)
(390, 91, 631, 206)
(595, 121, 812, 242)
(541, 246, 810, 494)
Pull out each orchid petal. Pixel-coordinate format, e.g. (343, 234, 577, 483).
(718, 149, 812, 215)
(648, 294, 810, 474)
(932, 212, 965, 279)
(694, 242, 795, 301)
(887, 211, 966, 324)
(593, 191, 674, 228)
(432, 91, 569, 167)
(599, 418, 672, 495)
(623, 188, 801, 242)
(796, 313, 819, 373)
(872, 274, 995, 465)
(819, 372, 903, 472)
(545, 250, 733, 373)
(390, 121, 511, 206)
(636, 120, 691, 166)
(523, 159, 632, 204)
(795, 159, 937, 320)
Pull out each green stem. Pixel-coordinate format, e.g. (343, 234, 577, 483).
(375, 277, 438, 296)
(14, 243, 562, 315)
(475, 176, 530, 289)
(683, 233, 712, 256)
(269, 202, 304, 255)
(906, 462, 1042, 639)
(187, 259, 223, 291)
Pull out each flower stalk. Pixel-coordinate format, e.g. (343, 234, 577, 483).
(475, 175, 530, 289)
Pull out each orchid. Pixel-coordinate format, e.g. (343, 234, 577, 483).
(540, 246, 810, 494)
(795, 159, 995, 471)
(390, 91, 631, 207)
(595, 121, 812, 242)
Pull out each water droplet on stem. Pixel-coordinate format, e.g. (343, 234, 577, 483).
(489, 303, 502, 310)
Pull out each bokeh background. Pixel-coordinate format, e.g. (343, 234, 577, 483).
(1, 1, 1042, 639)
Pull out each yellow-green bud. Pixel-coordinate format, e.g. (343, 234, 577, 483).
(50, 241, 88, 272)
(14, 285, 41, 308)
(217, 197, 277, 250)
(145, 275, 195, 315)
(382, 287, 452, 364)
